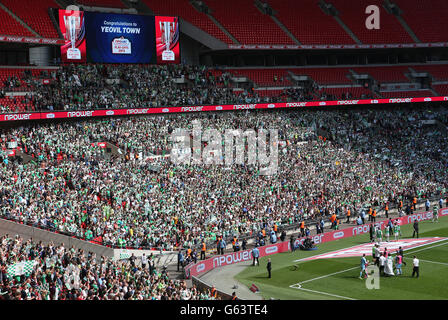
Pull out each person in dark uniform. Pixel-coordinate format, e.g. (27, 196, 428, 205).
(290, 235, 296, 252)
(280, 230, 286, 242)
(267, 258, 272, 278)
(412, 220, 419, 238)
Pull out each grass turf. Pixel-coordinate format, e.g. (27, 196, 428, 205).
(235, 216, 448, 300)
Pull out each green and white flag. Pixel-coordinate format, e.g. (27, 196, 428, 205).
(119, 250, 131, 260)
(7, 260, 38, 278)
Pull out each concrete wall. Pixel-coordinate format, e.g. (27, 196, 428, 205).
(0, 218, 113, 259)
(179, 18, 227, 51)
(192, 276, 234, 300)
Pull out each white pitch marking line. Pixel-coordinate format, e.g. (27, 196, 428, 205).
(401, 239, 448, 255)
(289, 239, 448, 300)
(299, 266, 359, 284)
(289, 283, 356, 300)
(289, 266, 359, 300)
(417, 259, 448, 266)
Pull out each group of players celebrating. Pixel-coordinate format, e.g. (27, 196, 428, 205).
(360, 201, 442, 279)
(360, 246, 404, 279)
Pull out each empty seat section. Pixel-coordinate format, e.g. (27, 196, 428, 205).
(291, 68, 352, 85)
(320, 87, 373, 99)
(412, 65, 448, 81)
(432, 84, 448, 95)
(380, 90, 434, 98)
(393, 0, 448, 42)
(268, 0, 355, 44)
(330, 0, 413, 43)
(143, 0, 232, 44)
(204, 0, 295, 45)
(0, 7, 36, 37)
(353, 66, 410, 83)
(227, 69, 292, 86)
(1, 0, 60, 38)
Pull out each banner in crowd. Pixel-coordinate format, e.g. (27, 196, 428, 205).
(185, 209, 444, 278)
(1, 95, 448, 122)
(57, 10, 179, 64)
(58, 9, 87, 63)
(155, 16, 180, 64)
(7, 260, 38, 278)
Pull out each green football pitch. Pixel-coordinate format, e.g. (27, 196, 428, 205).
(235, 216, 448, 300)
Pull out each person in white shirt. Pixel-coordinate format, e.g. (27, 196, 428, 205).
(412, 256, 419, 278)
(141, 253, 148, 269)
(379, 253, 386, 276)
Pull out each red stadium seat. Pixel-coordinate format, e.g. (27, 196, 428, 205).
(1, 0, 60, 39)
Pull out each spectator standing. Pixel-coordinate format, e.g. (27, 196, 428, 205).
(252, 246, 260, 266)
(412, 256, 420, 278)
(266, 258, 272, 278)
(177, 250, 184, 271)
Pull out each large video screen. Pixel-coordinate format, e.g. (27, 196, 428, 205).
(58, 10, 180, 64)
(85, 12, 155, 63)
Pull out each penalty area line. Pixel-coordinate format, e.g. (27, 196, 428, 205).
(417, 258, 448, 266)
(289, 283, 357, 300)
(299, 266, 359, 284)
(402, 238, 448, 255)
(289, 266, 359, 300)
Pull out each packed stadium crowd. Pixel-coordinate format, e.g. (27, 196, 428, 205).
(0, 64, 376, 113)
(1, 106, 447, 251)
(0, 234, 218, 300)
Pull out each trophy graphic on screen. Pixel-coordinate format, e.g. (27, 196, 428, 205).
(64, 14, 81, 60)
(160, 21, 175, 61)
